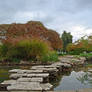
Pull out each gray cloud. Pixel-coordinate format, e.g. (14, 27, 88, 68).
(0, 0, 92, 41)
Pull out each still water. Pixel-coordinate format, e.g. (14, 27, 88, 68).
(54, 67, 92, 91)
(0, 66, 92, 91)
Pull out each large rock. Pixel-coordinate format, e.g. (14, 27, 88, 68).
(7, 82, 53, 91)
(7, 82, 42, 91)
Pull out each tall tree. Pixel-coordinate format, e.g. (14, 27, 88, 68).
(61, 31, 73, 52)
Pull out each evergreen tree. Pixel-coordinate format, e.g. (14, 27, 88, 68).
(61, 31, 73, 52)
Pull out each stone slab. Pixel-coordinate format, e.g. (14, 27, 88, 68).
(18, 70, 44, 74)
(9, 69, 21, 73)
(1, 80, 17, 85)
(7, 82, 42, 91)
(31, 67, 58, 73)
(40, 83, 53, 91)
(27, 73, 49, 78)
(17, 77, 43, 82)
(9, 69, 43, 74)
(9, 74, 27, 79)
(88, 70, 92, 73)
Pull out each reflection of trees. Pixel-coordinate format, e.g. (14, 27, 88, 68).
(0, 69, 9, 83)
(77, 72, 92, 86)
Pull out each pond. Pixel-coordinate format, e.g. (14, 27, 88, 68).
(54, 66, 92, 91)
(0, 65, 92, 91)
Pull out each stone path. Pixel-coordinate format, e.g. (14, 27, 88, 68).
(1, 56, 86, 91)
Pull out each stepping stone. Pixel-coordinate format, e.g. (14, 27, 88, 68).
(7, 82, 42, 91)
(1, 80, 17, 85)
(52, 62, 71, 68)
(88, 70, 92, 73)
(44, 65, 55, 68)
(62, 63, 71, 68)
(31, 65, 45, 69)
(61, 60, 71, 64)
(9, 69, 21, 73)
(31, 65, 55, 69)
(17, 70, 44, 74)
(42, 68, 58, 72)
(31, 67, 58, 73)
(10, 74, 27, 79)
(9, 69, 44, 74)
(17, 77, 43, 82)
(27, 73, 49, 78)
(40, 83, 53, 91)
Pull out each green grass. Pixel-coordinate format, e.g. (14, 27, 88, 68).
(80, 53, 92, 58)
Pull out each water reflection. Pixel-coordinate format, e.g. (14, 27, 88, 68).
(77, 72, 92, 86)
(54, 68, 92, 91)
(0, 65, 30, 83)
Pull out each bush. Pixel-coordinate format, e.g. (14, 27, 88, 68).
(0, 44, 8, 57)
(41, 51, 58, 62)
(0, 39, 50, 62)
(68, 48, 85, 55)
(17, 39, 50, 60)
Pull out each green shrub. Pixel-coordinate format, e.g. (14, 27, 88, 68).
(0, 39, 50, 62)
(17, 39, 49, 60)
(68, 48, 85, 55)
(0, 44, 8, 57)
(41, 51, 58, 62)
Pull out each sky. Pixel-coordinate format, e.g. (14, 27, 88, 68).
(0, 0, 92, 41)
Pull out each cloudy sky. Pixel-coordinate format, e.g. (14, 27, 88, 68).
(0, 0, 92, 41)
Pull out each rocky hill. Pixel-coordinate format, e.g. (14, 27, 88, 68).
(0, 21, 62, 49)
